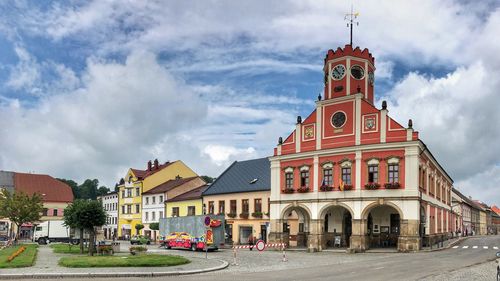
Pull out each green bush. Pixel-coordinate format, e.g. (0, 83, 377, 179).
(129, 246, 147, 253)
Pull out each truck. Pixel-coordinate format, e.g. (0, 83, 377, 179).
(33, 220, 79, 245)
(159, 215, 225, 251)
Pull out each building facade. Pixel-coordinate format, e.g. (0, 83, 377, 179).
(165, 184, 207, 218)
(203, 158, 271, 245)
(268, 45, 454, 252)
(98, 191, 118, 239)
(117, 159, 198, 238)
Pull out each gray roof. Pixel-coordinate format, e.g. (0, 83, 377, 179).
(202, 157, 270, 195)
(0, 171, 14, 192)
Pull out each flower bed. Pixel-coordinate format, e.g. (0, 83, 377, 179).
(282, 188, 295, 194)
(239, 212, 249, 219)
(340, 184, 353, 190)
(384, 182, 401, 189)
(129, 246, 147, 255)
(251, 212, 263, 218)
(227, 212, 237, 218)
(364, 183, 381, 190)
(320, 185, 334, 191)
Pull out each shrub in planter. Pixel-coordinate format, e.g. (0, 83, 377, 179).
(297, 186, 310, 193)
(384, 182, 401, 189)
(282, 188, 295, 194)
(320, 185, 334, 192)
(251, 212, 263, 218)
(129, 246, 148, 255)
(239, 212, 249, 219)
(98, 245, 114, 255)
(227, 212, 237, 218)
(364, 182, 381, 190)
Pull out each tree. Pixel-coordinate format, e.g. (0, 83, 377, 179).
(0, 189, 43, 243)
(79, 179, 99, 200)
(58, 178, 79, 199)
(97, 186, 110, 197)
(149, 222, 159, 231)
(135, 223, 144, 235)
(63, 199, 106, 256)
(201, 175, 215, 184)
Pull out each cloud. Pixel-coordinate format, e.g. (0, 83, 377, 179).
(6, 46, 41, 92)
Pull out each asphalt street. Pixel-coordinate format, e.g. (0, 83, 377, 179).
(22, 235, 500, 281)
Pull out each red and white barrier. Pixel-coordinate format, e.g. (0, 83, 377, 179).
(231, 241, 287, 265)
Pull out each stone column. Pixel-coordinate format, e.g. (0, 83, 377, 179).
(307, 219, 323, 252)
(268, 219, 286, 245)
(398, 219, 421, 252)
(349, 218, 368, 253)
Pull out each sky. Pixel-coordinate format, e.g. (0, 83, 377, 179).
(0, 0, 499, 205)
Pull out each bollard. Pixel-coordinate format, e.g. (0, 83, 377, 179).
(282, 245, 287, 262)
(232, 247, 239, 266)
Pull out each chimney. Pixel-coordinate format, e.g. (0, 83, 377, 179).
(154, 159, 159, 169)
(175, 175, 181, 180)
(147, 160, 152, 171)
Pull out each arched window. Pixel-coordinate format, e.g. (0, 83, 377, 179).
(284, 167, 294, 189)
(299, 166, 310, 188)
(366, 159, 379, 183)
(339, 160, 352, 185)
(322, 162, 334, 187)
(387, 157, 400, 183)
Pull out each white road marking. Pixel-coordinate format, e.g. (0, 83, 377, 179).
(483, 246, 488, 249)
(472, 246, 478, 249)
(494, 247, 498, 250)
(452, 246, 459, 249)
(463, 246, 469, 249)
(374, 267, 384, 270)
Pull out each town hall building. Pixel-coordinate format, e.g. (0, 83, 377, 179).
(268, 44, 454, 252)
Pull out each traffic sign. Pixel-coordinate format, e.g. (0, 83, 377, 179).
(255, 239, 266, 251)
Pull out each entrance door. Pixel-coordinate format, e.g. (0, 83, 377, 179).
(343, 212, 352, 247)
(260, 224, 267, 243)
(239, 226, 253, 244)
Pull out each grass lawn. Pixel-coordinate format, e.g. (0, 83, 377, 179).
(59, 254, 190, 268)
(50, 243, 88, 254)
(0, 244, 38, 268)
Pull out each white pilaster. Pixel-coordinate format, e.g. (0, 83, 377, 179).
(313, 155, 319, 193)
(380, 109, 387, 143)
(407, 128, 414, 141)
(404, 146, 419, 191)
(316, 105, 322, 150)
(426, 204, 430, 235)
(364, 61, 368, 99)
(328, 62, 332, 99)
(355, 150, 362, 190)
(355, 95, 361, 145)
(270, 159, 281, 203)
(295, 124, 301, 153)
(346, 58, 351, 95)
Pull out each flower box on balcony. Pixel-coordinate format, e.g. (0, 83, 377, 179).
(227, 213, 237, 218)
(364, 183, 381, 190)
(297, 186, 310, 193)
(340, 184, 353, 190)
(384, 182, 401, 189)
(282, 188, 295, 194)
(320, 185, 334, 192)
(239, 212, 249, 219)
(252, 212, 263, 218)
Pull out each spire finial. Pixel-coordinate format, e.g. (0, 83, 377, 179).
(345, 4, 359, 46)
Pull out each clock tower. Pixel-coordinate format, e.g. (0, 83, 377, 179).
(323, 44, 375, 104)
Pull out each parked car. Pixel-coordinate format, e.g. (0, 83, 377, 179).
(130, 235, 151, 245)
(0, 236, 9, 246)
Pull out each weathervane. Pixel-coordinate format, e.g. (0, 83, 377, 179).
(344, 4, 359, 46)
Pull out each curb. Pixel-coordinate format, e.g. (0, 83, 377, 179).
(0, 259, 229, 279)
(421, 236, 469, 252)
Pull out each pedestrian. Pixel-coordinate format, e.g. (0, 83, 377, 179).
(248, 233, 254, 251)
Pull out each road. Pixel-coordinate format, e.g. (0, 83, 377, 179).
(29, 235, 500, 281)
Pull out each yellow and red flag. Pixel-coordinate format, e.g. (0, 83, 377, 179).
(340, 180, 345, 191)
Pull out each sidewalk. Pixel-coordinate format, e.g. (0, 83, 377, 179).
(0, 245, 228, 279)
(421, 236, 468, 252)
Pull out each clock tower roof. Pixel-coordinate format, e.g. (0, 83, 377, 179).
(324, 44, 375, 65)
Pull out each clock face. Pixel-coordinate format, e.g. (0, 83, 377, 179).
(331, 111, 347, 128)
(368, 71, 375, 85)
(351, 65, 365, 80)
(331, 65, 346, 80)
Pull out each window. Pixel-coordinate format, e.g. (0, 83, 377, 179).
(53, 209, 58, 216)
(159, 195, 163, 202)
(172, 207, 179, 217)
(152, 211, 156, 221)
(42, 208, 48, 216)
(135, 204, 140, 213)
(126, 189, 132, 198)
(146, 197, 149, 205)
(135, 187, 140, 197)
(323, 168, 333, 186)
(368, 165, 378, 183)
(145, 212, 149, 221)
(121, 190, 125, 198)
(300, 171, 309, 187)
(159, 211, 163, 219)
(254, 199, 262, 213)
(230, 200, 237, 214)
(242, 199, 249, 214)
(218, 201, 225, 214)
(152, 196, 156, 204)
(285, 172, 294, 188)
(208, 201, 215, 214)
(122, 206, 126, 214)
(127, 205, 131, 214)
(342, 167, 352, 185)
(188, 206, 196, 216)
(387, 164, 399, 183)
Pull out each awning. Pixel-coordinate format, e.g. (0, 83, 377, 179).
(21, 223, 33, 227)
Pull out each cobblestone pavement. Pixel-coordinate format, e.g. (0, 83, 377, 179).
(419, 261, 497, 281)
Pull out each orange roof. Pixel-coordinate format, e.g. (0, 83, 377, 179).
(491, 205, 500, 215)
(143, 176, 200, 194)
(14, 172, 74, 203)
(130, 161, 174, 180)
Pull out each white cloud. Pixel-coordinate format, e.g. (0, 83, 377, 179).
(6, 46, 41, 92)
(203, 145, 257, 167)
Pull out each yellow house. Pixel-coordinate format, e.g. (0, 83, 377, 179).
(165, 184, 207, 218)
(117, 159, 198, 238)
